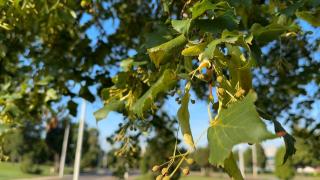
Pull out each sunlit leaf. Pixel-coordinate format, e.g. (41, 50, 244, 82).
(120, 58, 148, 71)
(148, 35, 187, 67)
(177, 88, 195, 149)
(94, 101, 124, 122)
(192, 0, 216, 19)
(208, 91, 275, 166)
(45, 88, 58, 102)
(181, 42, 207, 56)
(171, 19, 192, 36)
(36, 76, 54, 86)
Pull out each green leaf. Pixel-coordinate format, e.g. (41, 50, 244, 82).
(100, 88, 110, 101)
(171, 19, 192, 36)
(281, 1, 304, 16)
(273, 120, 296, 164)
(79, 86, 95, 102)
(224, 153, 244, 180)
(207, 91, 275, 166)
(67, 100, 78, 117)
(120, 58, 148, 71)
(203, 30, 239, 59)
(4, 103, 22, 116)
(177, 88, 195, 149)
(147, 35, 187, 67)
(192, 0, 233, 20)
(161, 0, 172, 14)
(250, 23, 288, 45)
(257, 108, 296, 164)
(94, 101, 124, 122)
(181, 42, 207, 56)
(195, 13, 238, 34)
(296, 11, 320, 27)
(192, 0, 216, 19)
(143, 23, 173, 49)
(36, 76, 54, 86)
(132, 69, 177, 117)
(45, 88, 58, 102)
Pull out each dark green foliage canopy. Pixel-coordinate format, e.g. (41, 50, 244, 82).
(0, 0, 320, 178)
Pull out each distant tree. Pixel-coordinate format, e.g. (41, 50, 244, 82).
(243, 144, 267, 171)
(193, 147, 211, 176)
(20, 152, 42, 174)
(107, 149, 129, 179)
(275, 147, 295, 180)
(2, 128, 24, 162)
(292, 128, 320, 167)
(2, 120, 50, 174)
(3, 121, 50, 164)
(81, 128, 102, 169)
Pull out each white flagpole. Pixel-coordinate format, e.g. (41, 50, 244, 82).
(73, 100, 86, 180)
(252, 144, 258, 177)
(238, 145, 245, 178)
(59, 123, 70, 178)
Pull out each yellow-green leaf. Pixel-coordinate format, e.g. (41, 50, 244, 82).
(147, 35, 187, 67)
(181, 42, 207, 56)
(177, 88, 195, 149)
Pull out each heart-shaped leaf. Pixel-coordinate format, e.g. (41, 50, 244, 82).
(208, 91, 275, 166)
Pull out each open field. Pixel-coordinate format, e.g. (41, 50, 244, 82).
(0, 163, 319, 180)
(0, 162, 72, 180)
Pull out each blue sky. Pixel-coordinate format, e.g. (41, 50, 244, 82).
(69, 14, 320, 153)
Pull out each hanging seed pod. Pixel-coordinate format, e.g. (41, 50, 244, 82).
(152, 165, 160, 172)
(182, 167, 190, 175)
(186, 158, 194, 165)
(218, 88, 225, 95)
(235, 91, 242, 98)
(217, 76, 223, 83)
(163, 176, 170, 180)
(161, 167, 168, 175)
(156, 175, 163, 180)
(235, 88, 245, 98)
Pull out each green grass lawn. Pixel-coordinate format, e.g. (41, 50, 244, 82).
(0, 162, 72, 180)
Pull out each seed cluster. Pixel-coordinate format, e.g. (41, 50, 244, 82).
(151, 152, 194, 180)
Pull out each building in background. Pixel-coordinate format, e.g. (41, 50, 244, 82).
(264, 146, 277, 172)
